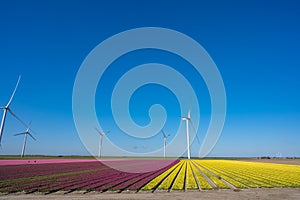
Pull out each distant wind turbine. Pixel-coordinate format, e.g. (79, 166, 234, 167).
(14, 122, 36, 158)
(161, 130, 170, 159)
(95, 128, 109, 158)
(181, 110, 192, 159)
(0, 75, 24, 145)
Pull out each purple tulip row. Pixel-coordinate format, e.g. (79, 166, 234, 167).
(0, 161, 108, 191)
(62, 160, 180, 192)
(111, 161, 180, 191)
(0, 161, 103, 181)
(41, 160, 179, 192)
(1, 160, 137, 192)
(0, 159, 179, 193)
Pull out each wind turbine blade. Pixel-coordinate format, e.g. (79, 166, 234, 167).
(28, 133, 36, 141)
(188, 109, 191, 119)
(161, 130, 166, 137)
(6, 75, 21, 107)
(195, 134, 201, 145)
(26, 121, 37, 135)
(14, 132, 26, 136)
(8, 109, 27, 127)
(95, 128, 104, 137)
(189, 119, 201, 145)
(189, 119, 195, 130)
(94, 127, 101, 133)
(29, 128, 38, 136)
(181, 116, 188, 121)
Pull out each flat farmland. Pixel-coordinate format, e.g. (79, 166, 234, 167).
(142, 160, 300, 191)
(0, 159, 179, 194)
(0, 159, 299, 198)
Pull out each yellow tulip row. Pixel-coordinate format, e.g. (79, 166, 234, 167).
(142, 160, 217, 190)
(198, 160, 300, 188)
(141, 159, 300, 191)
(193, 161, 230, 189)
(172, 161, 186, 190)
(157, 161, 184, 190)
(185, 161, 198, 189)
(141, 162, 181, 190)
(189, 160, 213, 190)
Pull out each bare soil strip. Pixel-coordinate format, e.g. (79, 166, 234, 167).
(1, 188, 300, 200)
(197, 163, 236, 190)
(191, 161, 217, 189)
(189, 162, 202, 191)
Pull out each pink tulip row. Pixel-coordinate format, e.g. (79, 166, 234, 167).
(0, 159, 98, 166)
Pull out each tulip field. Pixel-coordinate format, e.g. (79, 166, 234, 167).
(0, 159, 299, 194)
(142, 160, 300, 191)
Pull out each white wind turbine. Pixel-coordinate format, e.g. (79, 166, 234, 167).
(95, 128, 109, 158)
(14, 122, 36, 157)
(161, 130, 170, 159)
(181, 110, 192, 159)
(0, 76, 23, 145)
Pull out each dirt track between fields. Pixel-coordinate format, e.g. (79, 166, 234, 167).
(1, 188, 300, 200)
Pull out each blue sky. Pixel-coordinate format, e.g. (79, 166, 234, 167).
(0, 0, 299, 157)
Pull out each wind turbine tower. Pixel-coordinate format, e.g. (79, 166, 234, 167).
(162, 130, 170, 159)
(14, 122, 36, 157)
(95, 128, 109, 158)
(181, 110, 191, 159)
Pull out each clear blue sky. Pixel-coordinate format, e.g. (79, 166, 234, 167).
(0, 0, 299, 157)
